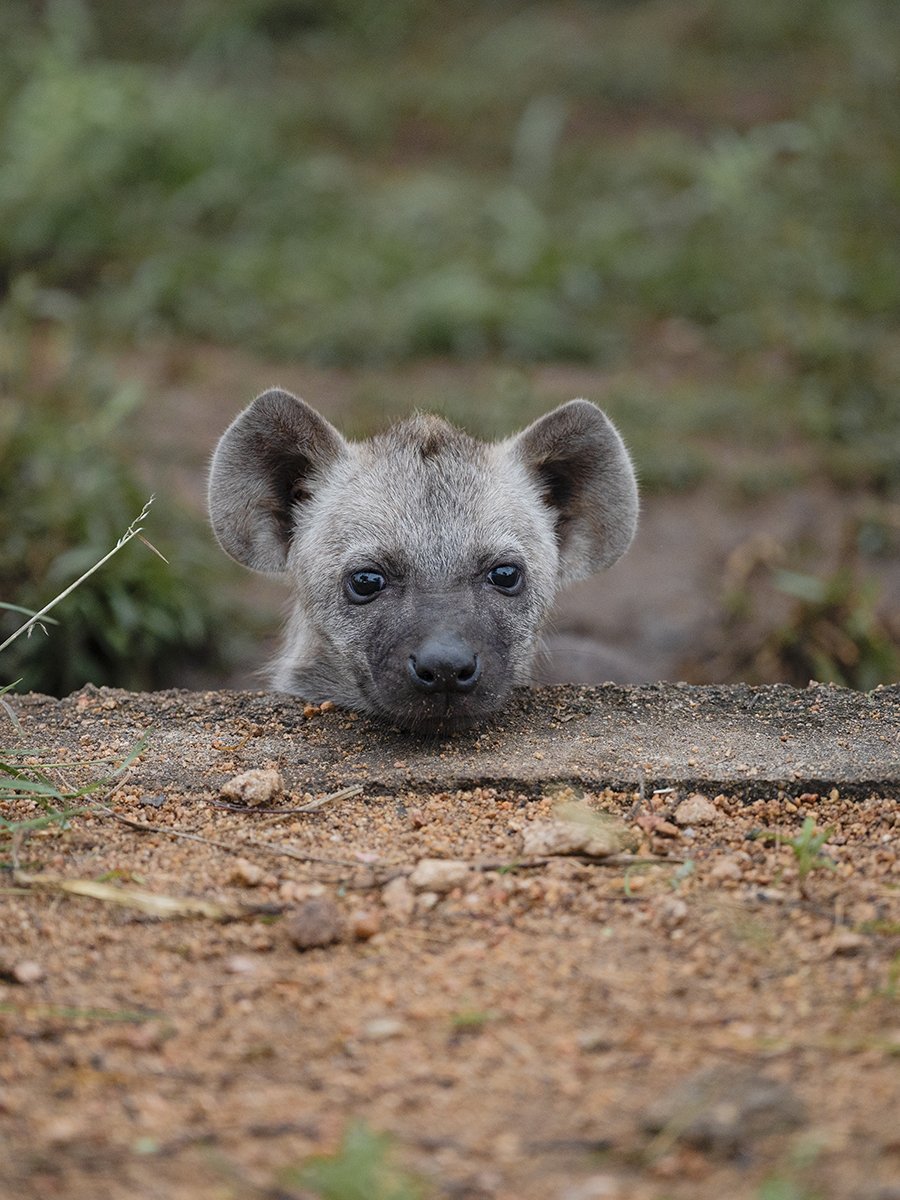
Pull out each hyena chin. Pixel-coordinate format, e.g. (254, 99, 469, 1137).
(208, 390, 638, 735)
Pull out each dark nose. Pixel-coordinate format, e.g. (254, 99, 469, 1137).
(407, 634, 482, 695)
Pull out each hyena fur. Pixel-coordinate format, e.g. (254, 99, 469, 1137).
(208, 390, 638, 734)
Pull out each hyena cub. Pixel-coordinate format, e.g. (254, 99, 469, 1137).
(209, 390, 638, 734)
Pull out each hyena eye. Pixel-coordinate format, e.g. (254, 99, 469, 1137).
(345, 569, 387, 604)
(487, 563, 523, 594)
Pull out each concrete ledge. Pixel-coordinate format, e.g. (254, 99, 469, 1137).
(11, 682, 899, 800)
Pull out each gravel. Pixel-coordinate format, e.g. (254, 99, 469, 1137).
(2, 682, 898, 1200)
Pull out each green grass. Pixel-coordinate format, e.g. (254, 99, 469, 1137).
(282, 1122, 424, 1200)
(752, 817, 838, 898)
(0, 733, 148, 850)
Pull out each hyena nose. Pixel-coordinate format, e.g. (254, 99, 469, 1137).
(408, 634, 482, 695)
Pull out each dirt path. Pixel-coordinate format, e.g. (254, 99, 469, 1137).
(2, 685, 899, 1200)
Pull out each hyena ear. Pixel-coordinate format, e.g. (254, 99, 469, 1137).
(208, 388, 347, 572)
(509, 399, 638, 584)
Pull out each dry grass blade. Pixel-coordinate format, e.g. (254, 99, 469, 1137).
(96, 805, 363, 868)
(295, 783, 364, 812)
(0, 495, 156, 656)
(16, 874, 250, 920)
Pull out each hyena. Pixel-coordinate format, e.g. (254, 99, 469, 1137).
(208, 390, 638, 734)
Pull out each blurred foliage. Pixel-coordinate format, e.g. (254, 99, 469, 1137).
(0, 0, 898, 690)
(759, 567, 899, 690)
(0, 294, 234, 694)
(0, 0, 895, 482)
(283, 1121, 424, 1200)
(711, 516, 900, 689)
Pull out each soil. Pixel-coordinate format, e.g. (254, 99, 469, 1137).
(2, 684, 899, 1200)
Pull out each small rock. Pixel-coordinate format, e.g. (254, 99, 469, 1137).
(826, 929, 868, 956)
(416, 891, 440, 912)
(220, 768, 284, 807)
(382, 876, 415, 919)
(656, 897, 688, 928)
(709, 857, 743, 883)
(286, 898, 343, 951)
(139, 793, 167, 809)
(230, 857, 264, 887)
(577, 1029, 615, 1053)
(563, 1176, 628, 1200)
(635, 813, 680, 839)
(361, 1016, 404, 1041)
(409, 858, 469, 893)
(674, 793, 718, 826)
(12, 960, 45, 985)
(44, 1116, 85, 1145)
(643, 1065, 806, 1156)
(521, 819, 621, 858)
(653, 819, 680, 839)
(348, 909, 381, 941)
(279, 880, 326, 903)
(224, 954, 259, 975)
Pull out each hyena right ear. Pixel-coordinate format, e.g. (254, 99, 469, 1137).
(208, 389, 347, 573)
(509, 399, 639, 586)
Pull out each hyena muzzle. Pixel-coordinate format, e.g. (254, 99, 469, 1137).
(208, 390, 638, 734)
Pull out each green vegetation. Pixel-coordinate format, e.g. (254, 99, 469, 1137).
(718, 516, 900, 688)
(762, 566, 899, 689)
(753, 816, 838, 898)
(284, 1122, 424, 1200)
(1, 0, 898, 690)
(0, 296, 231, 693)
(0, 733, 147, 861)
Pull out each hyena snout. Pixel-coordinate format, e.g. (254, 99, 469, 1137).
(407, 633, 482, 696)
(208, 389, 640, 731)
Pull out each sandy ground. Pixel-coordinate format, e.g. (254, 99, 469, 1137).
(2, 685, 898, 1200)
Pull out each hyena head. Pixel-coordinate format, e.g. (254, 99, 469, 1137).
(208, 390, 637, 734)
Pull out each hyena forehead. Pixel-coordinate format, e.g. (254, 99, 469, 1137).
(297, 414, 558, 579)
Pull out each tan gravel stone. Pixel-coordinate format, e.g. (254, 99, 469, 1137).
(382, 875, 415, 918)
(220, 767, 284, 807)
(285, 897, 343, 950)
(409, 858, 470, 892)
(674, 793, 719, 825)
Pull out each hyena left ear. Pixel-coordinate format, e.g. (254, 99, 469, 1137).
(208, 389, 348, 573)
(509, 399, 638, 585)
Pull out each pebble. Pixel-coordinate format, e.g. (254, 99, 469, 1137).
(348, 909, 381, 941)
(139, 793, 167, 809)
(409, 858, 470, 893)
(220, 768, 284, 807)
(563, 1176, 629, 1200)
(577, 1029, 615, 1053)
(285, 898, 343, 951)
(521, 819, 621, 858)
(656, 897, 689, 928)
(230, 857, 264, 887)
(709, 857, 743, 882)
(361, 1016, 404, 1041)
(643, 1065, 806, 1155)
(382, 876, 415, 919)
(224, 954, 260, 975)
(674, 793, 719, 826)
(826, 929, 868, 956)
(12, 960, 45, 985)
